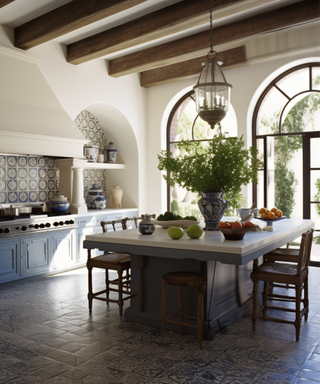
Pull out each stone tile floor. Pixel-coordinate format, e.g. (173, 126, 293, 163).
(0, 266, 319, 383)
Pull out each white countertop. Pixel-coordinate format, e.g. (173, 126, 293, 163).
(84, 218, 314, 265)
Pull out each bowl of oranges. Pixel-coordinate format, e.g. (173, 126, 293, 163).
(257, 207, 285, 223)
(218, 221, 259, 240)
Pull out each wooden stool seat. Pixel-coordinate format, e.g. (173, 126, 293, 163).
(161, 271, 206, 349)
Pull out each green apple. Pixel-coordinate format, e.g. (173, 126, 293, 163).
(187, 224, 203, 239)
(168, 226, 184, 239)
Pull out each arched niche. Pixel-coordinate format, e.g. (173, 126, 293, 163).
(84, 103, 139, 210)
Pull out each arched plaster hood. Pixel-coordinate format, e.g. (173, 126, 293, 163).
(0, 45, 87, 158)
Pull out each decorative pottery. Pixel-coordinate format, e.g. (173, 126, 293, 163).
(110, 185, 123, 208)
(84, 145, 98, 162)
(49, 195, 70, 212)
(97, 154, 105, 163)
(139, 214, 156, 235)
(106, 141, 118, 163)
(86, 184, 106, 210)
(236, 208, 253, 221)
(198, 191, 227, 231)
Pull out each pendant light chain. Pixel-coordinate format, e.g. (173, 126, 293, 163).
(210, 0, 213, 54)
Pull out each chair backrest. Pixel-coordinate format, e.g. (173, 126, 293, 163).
(297, 229, 314, 274)
(100, 216, 141, 233)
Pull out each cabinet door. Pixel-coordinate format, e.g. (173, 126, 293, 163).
(76, 226, 94, 263)
(52, 230, 74, 270)
(22, 236, 50, 276)
(0, 239, 20, 284)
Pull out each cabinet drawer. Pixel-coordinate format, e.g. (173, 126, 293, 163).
(76, 216, 94, 228)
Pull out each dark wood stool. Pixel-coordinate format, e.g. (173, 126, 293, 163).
(161, 271, 206, 349)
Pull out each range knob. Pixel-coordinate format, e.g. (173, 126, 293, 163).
(0, 229, 3, 234)
(34, 224, 39, 229)
(40, 224, 45, 229)
(21, 226, 27, 231)
(69, 220, 74, 224)
(65, 220, 70, 225)
(45, 223, 51, 228)
(59, 221, 64, 226)
(53, 222, 59, 227)
(4, 228, 10, 233)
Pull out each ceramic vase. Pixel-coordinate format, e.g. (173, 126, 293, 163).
(49, 195, 70, 212)
(139, 214, 155, 235)
(84, 145, 98, 162)
(198, 191, 227, 231)
(111, 185, 123, 208)
(106, 141, 118, 163)
(86, 184, 106, 209)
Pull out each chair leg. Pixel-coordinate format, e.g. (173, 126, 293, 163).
(87, 265, 93, 314)
(105, 269, 110, 306)
(304, 276, 309, 322)
(161, 279, 167, 336)
(295, 284, 302, 341)
(252, 280, 258, 331)
(118, 270, 123, 316)
(178, 286, 184, 335)
(262, 281, 268, 318)
(197, 289, 204, 350)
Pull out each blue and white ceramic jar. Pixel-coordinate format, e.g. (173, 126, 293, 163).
(139, 214, 156, 235)
(49, 195, 70, 212)
(198, 191, 227, 231)
(106, 141, 117, 163)
(86, 184, 106, 210)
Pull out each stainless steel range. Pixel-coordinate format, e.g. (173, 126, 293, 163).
(0, 212, 75, 237)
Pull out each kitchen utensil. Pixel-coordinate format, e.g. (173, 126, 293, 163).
(2, 206, 20, 216)
(240, 213, 253, 223)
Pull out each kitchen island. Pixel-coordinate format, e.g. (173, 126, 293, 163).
(84, 218, 314, 334)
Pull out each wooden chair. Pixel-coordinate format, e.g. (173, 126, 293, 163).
(86, 217, 139, 316)
(161, 271, 206, 349)
(251, 229, 314, 341)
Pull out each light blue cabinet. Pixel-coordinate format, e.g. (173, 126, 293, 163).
(0, 239, 20, 284)
(21, 235, 50, 276)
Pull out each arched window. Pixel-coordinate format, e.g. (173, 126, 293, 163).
(166, 90, 237, 220)
(252, 62, 320, 260)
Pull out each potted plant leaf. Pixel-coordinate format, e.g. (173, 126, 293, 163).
(158, 125, 263, 230)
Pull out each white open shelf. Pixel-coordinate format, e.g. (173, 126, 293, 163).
(83, 162, 125, 169)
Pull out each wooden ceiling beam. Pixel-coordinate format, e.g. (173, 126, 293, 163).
(109, 0, 319, 77)
(14, 0, 147, 50)
(0, 0, 15, 8)
(67, 0, 251, 65)
(140, 46, 247, 88)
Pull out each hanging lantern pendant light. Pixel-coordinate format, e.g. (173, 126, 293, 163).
(193, 0, 232, 129)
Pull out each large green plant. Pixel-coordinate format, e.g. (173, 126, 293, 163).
(158, 126, 262, 208)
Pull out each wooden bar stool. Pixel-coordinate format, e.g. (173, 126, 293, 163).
(161, 271, 206, 349)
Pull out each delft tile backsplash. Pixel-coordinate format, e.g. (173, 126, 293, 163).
(75, 110, 108, 200)
(0, 110, 108, 205)
(0, 155, 59, 205)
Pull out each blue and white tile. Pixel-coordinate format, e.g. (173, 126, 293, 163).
(83, 169, 89, 179)
(28, 156, 38, 167)
(0, 167, 6, 179)
(29, 191, 38, 202)
(48, 180, 55, 190)
(38, 157, 46, 168)
(18, 156, 28, 167)
(39, 180, 47, 190)
(0, 155, 5, 166)
(39, 191, 47, 202)
(19, 192, 28, 203)
(7, 156, 17, 167)
(7, 168, 17, 179)
(47, 159, 55, 168)
(7, 180, 17, 191)
(29, 180, 37, 190)
(0, 192, 6, 204)
(8, 192, 18, 203)
(48, 191, 55, 200)
(18, 168, 28, 179)
(47, 169, 55, 179)
(18, 179, 28, 191)
(38, 168, 47, 179)
(29, 168, 37, 179)
(0, 180, 6, 191)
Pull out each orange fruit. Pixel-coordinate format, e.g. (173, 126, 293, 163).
(244, 221, 255, 228)
(270, 207, 278, 213)
(267, 211, 276, 220)
(231, 221, 242, 229)
(275, 209, 283, 218)
(219, 221, 231, 229)
(260, 213, 267, 219)
(259, 207, 268, 214)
